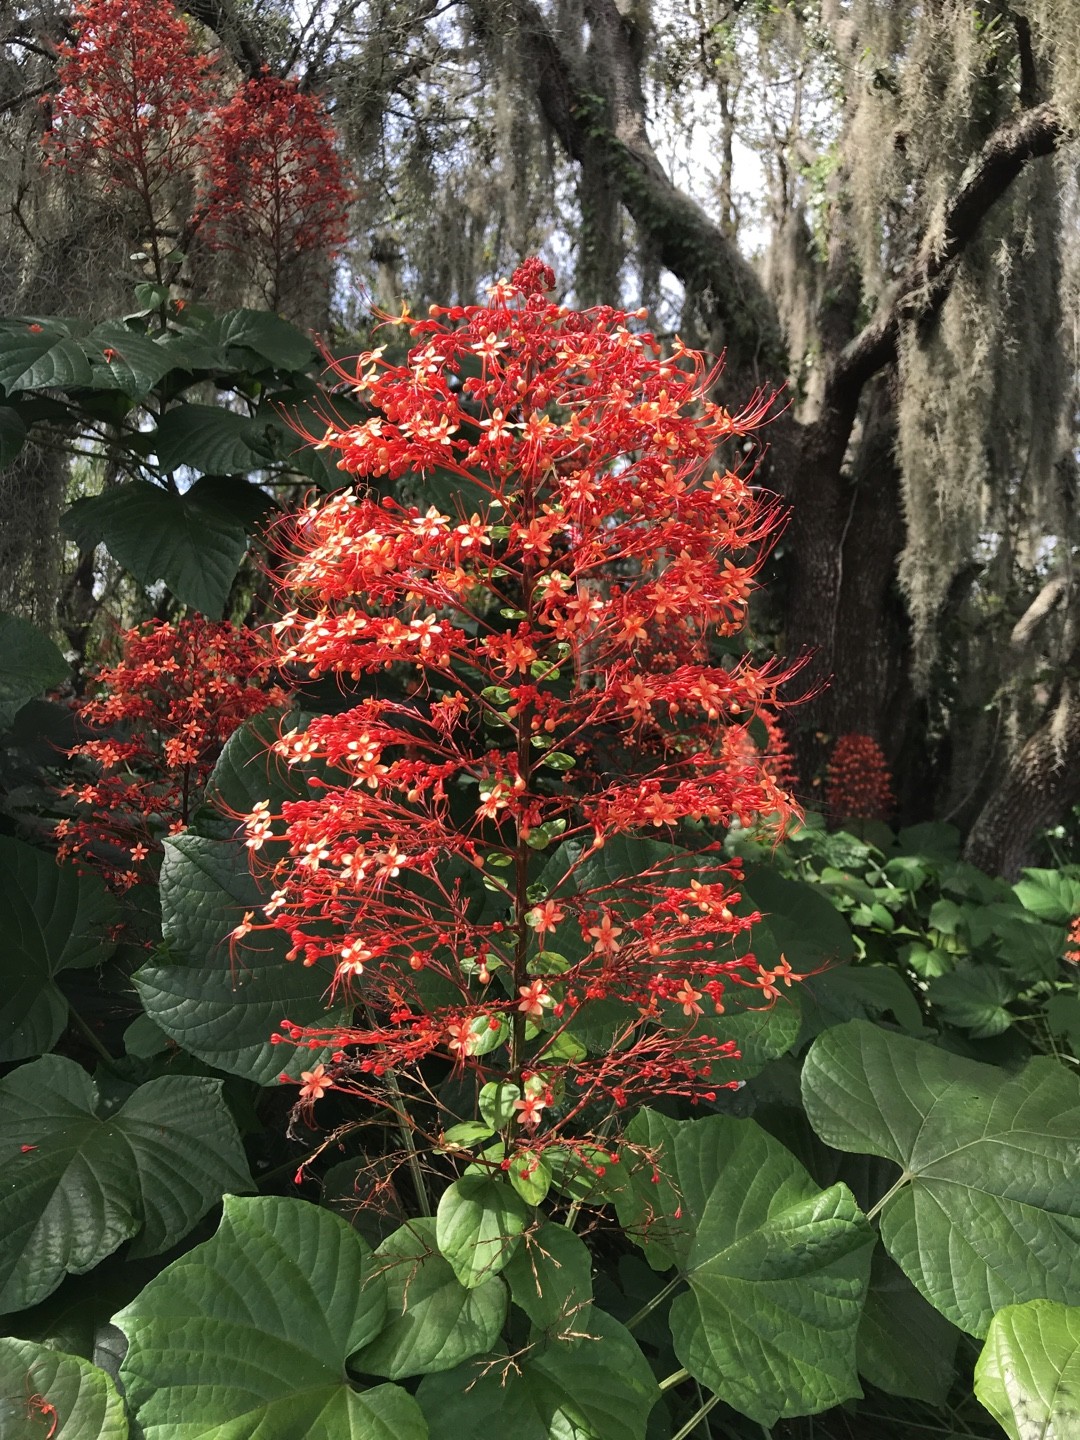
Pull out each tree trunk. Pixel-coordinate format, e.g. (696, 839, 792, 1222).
(964, 677, 1080, 878)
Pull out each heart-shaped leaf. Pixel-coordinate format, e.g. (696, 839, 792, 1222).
(435, 1176, 529, 1288)
(415, 1307, 657, 1440)
(63, 480, 249, 616)
(114, 1195, 426, 1440)
(0, 1055, 252, 1314)
(152, 403, 274, 474)
(502, 1222, 593, 1332)
(0, 838, 117, 1062)
(136, 833, 345, 1083)
(802, 1020, 1080, 1335)
(352, 1218, 507, 1379)
(0, 1336, 127, 1438)
(974, 1299, 1080, 1440)
(614, 1110, 873, 1427)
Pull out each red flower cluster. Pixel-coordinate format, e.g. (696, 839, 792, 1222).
(45, 0, 211, 225)
(199, 75, 351, 303)
(46, 0, 349, 289)
(1065, 917, 1080, 965)
(825, 732, 894, 825)
(245, 260, 799, 1159)
(55, 620, 283, 890)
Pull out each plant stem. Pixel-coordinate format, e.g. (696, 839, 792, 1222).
(67, 1005, 116, 1065)
(658, 1367, 689, 1392)
(866, 1170, 913, 1223)
(670, 1391, 720, 1440)
(381, 1061, 430, 1215)
(625, 1273, 682, 1331)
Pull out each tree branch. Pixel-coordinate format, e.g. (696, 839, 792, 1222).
(829, 101, 1064, 408)
(489, 0, 785, 379)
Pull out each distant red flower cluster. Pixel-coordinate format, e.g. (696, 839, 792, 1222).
(826, 732, 894, 825)
(242, 260, 800, 1156)
(55, 620, 283, 890)
(46, 0, 350, 284)
(45, 0, 210, 206)
(199, 76, 351, 301)
(1065, 916, 1080, 964)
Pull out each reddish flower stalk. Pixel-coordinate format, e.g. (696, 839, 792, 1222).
(245, 259, 800, 1163)
(46, 0, 213, 276)
(199, 75, 351, 307)
(825, 732, 894, 825)
(55, 619, 283, 891)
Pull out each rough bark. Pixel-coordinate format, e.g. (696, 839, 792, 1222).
(964, 676, 1080, 878)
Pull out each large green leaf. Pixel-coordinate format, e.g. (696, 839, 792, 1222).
(0, 1336, 128, 1439)
(202, 310, 316, 370)
(1013, 869, 1080, 925)
(0, 1055, 252, 1314)
(856, 1249, 959, 1407)
(415, 1307, 658, 1440)
(801, 1020, 1080, 1335)
(152, 403, 276, 474)
(435, 1176, 529, 1288)
(0, 612, 69, 727)
(926, 962, 1015, 1036)
(739, 864, 857, 970)
(114, 1194, 424, 1440)
(974, 1299, 1080, 1440)
(502, 1223, 593, 1332)
(62, 480, 249, 616)
(136, 832, 344, 1083)
(352, 1218, 507, 1379)
(82, 322, 183, 398)
(0, 319, 92, 393)
(0, 838, 118, 1062)
(615, 1110, 873, 1426)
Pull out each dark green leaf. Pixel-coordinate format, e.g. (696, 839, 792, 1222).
(152, 403, 274, 474)
(0, 838, 118, 1062)
(0, 612, 69, 727)
(415, 1308, 658, 1440)
(63, 480, 248, 615)
(0, 1336, 128, 1438)
(352, 1218, 507, 1379)
(0, 319, 92, 393)
(926, 962, 1015, 1037)
(802, 1020, 1080, 1335)
(136, 833, 345, 1084)
(0, 405, 27, 465)
(114, 1195, 422, 1440)
(81, 322, 182, 398)
(974, 1299, 1080, 1440)
(0, 1055, 252, 1314)
(202, 310, 316, 370)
